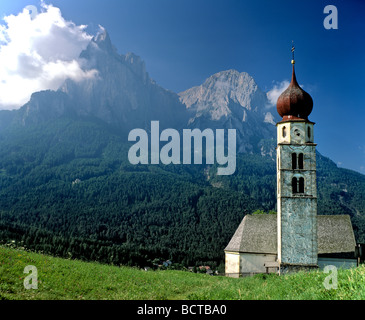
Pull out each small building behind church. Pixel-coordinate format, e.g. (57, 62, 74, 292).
(225, 51, 357, 276)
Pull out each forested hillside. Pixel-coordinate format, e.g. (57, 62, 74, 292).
(0, 116, 364, 268)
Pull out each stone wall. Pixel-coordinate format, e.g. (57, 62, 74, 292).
(279, 197, 318, 265)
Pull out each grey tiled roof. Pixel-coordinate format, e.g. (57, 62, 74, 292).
(225, 214, 277, 254)
(317, 215, 357, 254)
(225, 214, 356, 254)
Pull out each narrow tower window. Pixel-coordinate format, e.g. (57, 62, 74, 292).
(292, 153, 297, 170)
(298, 153, 304, 169)
(299, 177, 305, 193)
(292, 177, 305, 194)
(282, 126, 287, 138)
(292, 177, 298, 193)
(308, 127, 311, 139)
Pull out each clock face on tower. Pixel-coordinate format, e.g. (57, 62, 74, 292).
(291, 126, 304, 144)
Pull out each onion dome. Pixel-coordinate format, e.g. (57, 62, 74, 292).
(277, 62, 313, 121)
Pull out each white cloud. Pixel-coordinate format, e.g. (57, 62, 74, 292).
(266, 80, 290, 107)
(0, 3, 97, 110)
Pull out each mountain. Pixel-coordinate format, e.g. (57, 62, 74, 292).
(9, 28, 278, 155)
(3, 27, 279, 158)
(10, 28, 189, 133)
(60, 28, 190, 132)
(0, 29, 364, 268)
(179, 70, 278, 155)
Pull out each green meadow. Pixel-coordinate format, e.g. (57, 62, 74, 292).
(1, 246, 365, 300)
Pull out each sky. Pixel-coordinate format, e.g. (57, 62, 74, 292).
(0, 0, 364, 174)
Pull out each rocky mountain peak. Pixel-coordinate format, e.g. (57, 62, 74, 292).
(179, 69, 274, 120)
(179, 69, 279, 155)
(203, 69, 257, 93)
(59, 27, 188, 131)
(91, 25, 115, 54)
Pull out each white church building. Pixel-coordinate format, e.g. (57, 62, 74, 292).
(225, 55, 357, 277)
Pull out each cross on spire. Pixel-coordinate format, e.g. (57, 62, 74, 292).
(291, 41, 295, 65)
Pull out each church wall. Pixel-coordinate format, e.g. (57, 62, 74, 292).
(279, 197, 317, 265)
(225, 251, 240, 278)
(239, 253, 277, 274)
(225, 252, 277, 276)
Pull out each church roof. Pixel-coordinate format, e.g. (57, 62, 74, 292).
(317, 215, 357, 254)
(225, 214, 356, 254)
(225, 214, 277, 254)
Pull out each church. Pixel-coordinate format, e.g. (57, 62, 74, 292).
(224, 53, 357, 277)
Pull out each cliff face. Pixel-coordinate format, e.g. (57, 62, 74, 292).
(179, 69, 279, 154)
(59, 28, 189, 132)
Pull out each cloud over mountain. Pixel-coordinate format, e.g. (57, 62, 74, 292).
(266, 80, 290, 107)
(0, 3, 96, 110)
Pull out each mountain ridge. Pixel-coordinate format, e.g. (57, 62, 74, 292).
(0, 28, 278, 156)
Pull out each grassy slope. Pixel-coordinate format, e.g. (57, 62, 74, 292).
(1, 246, 365, 300)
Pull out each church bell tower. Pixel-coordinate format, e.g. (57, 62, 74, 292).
(276, 48, 318, 271)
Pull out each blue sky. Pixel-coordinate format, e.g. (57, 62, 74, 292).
(0, 0, 364, 174)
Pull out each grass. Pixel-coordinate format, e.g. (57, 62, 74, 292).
(1, 246, 365, 300)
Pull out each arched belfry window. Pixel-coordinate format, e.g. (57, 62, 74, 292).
(298, 153, 304, 169)
(299, 177, 305, 193)
(292, 176, 305, 194)
(292, 153, 297, 170)
(282, 126, 287, 138)
(292, 153, 304, 170)
(292, 177, 298, 193)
